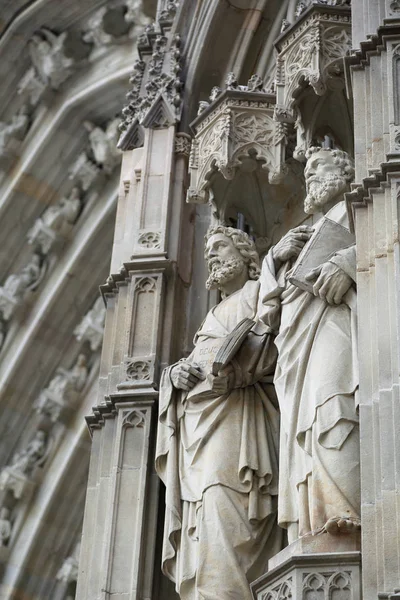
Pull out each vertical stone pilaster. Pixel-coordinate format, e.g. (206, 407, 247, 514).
(77, 398, 158, 600)
(76, 11, 187, 597)
(347, 17, 400, 598)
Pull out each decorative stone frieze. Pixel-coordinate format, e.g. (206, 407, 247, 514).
(0, 253, 44, 322)
(0, 430, 49, 500)
(84, 118, 122, 174)
(0, 105, 30, 162)
(27, 187, 82, 255)
(17, 28, 74, 107)
(34, 354, 88, 422)
(187, 74, 286, 205)
(68, 152, 100, 191)
(74, 297, 106, 352)
(118, 24, 183, 149)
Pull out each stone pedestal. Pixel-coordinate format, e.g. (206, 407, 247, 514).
(251, 535, 361, 600)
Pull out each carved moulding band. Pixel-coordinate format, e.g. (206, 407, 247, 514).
(187, 90, 284, 204)
(85, 395, 157, 436)
(345, 158, 400, 231)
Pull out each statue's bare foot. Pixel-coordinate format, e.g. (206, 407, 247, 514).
(324, 516, 361, 535)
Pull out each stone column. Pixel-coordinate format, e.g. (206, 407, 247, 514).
(75, 15, 189, 599)
(346, 9, 400, 600)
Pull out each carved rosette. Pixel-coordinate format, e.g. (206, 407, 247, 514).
(275, 5, 351, 121)
(137, 230, 161, 250)
(187, 89, 284, 204)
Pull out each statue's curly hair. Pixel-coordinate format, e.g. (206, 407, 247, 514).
(204, 225, 260, 280)
(305, 147, 355, 182)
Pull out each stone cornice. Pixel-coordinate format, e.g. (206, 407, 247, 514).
(100, 256, 171, 297)
(346, 22, 400, 70)
(85, 391, 158, 434)
(345, 159, 400, 231)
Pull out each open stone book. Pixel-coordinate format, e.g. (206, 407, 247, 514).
(186, 318, 255, 401)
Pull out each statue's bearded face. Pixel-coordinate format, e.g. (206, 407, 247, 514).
(205, 233, 246, 291)
(304, 150, 348, 214)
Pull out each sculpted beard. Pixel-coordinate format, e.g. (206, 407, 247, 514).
(304, 174, 348, 214)
(206, 256, 245, 290)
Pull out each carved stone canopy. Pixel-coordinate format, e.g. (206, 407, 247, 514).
(274, 3, 352, 160)
(187, 88, 287, 205)
(186, 83, 305, 241)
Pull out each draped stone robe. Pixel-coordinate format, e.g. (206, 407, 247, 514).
(156, 268, 283, 600)
(262, 201, 360, 537)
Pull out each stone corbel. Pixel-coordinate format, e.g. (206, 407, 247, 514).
(187, 74, 285, 205)
(274, 3, 352, 159)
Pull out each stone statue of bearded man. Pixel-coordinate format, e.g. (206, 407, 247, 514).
(264, 147, 360, 543)
(156, 225, 308, 600)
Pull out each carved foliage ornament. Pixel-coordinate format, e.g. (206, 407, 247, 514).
(175, 132, 191, 157)
(118, 24, 183, 149)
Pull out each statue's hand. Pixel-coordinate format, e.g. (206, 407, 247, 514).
(210, 365, 235, 395)
(170, 361, 205, 391)
(272, 226, 313, 269)
(305, 262, 353, 305)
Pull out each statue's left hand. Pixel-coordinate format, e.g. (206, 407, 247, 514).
(210, 365, 235, 395)
(305, 262, 353, 305)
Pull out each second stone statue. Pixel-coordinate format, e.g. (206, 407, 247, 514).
(156, 225, 311, 600)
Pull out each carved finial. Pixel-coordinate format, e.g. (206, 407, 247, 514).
(197, 101, 210, 116)
(281, 19, 291, 32)
(209, 87, 222, 102)
(225, 72, 238, 89)
(295, 1, 308, 17)
(246, 75, 264, 92)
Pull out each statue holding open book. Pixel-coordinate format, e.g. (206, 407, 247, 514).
(156, 224, 317, 599)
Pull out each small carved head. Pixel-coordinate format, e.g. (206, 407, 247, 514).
(204, 226, 260, 294)
(303, 147, 354, 214)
